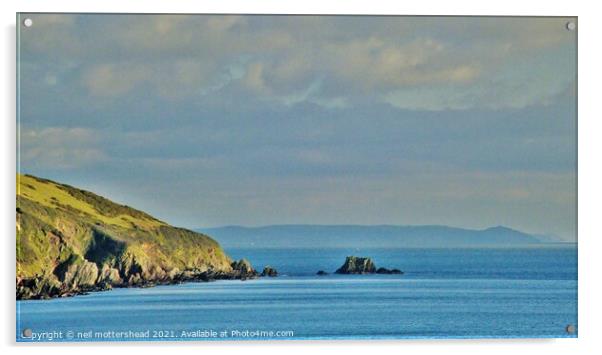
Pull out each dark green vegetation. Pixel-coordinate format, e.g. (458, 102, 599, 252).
(16, 174, 259, 300)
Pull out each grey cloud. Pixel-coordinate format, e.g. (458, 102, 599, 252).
(20, 15, 575, 110)
(17, 14, 577, 239)
(19, 127, 107, 169)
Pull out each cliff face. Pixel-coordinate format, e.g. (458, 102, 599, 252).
(16, 174, 237, 300)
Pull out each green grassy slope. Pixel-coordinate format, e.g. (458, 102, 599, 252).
(16, 174, 234, 299)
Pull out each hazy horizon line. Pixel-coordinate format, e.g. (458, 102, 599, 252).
(195, 223, 575, 242)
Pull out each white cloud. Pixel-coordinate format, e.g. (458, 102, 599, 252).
(19, 127, 107, 169)
(385, 43, 575, 111)
(81, 64, 149, 97)
(81, 59, 215, 99)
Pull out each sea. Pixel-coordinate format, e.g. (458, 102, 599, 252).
(16, 247, 578, 342)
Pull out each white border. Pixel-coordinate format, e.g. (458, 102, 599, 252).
(2, 1, 600, 354)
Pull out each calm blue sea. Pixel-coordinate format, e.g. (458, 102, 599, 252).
(16, 247, 577, 342)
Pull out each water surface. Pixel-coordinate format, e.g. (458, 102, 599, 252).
(17, 247, 577, 341)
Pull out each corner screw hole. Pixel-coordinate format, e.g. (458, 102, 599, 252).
(566, 22, 576, 31)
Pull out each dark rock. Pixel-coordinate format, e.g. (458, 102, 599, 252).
(231, 258, 255, 274)
(316, 270, 329, 276)
(376, 267, 391, 274)
(375, 267, 403, 274)
(261, 266, 278, 277)
(335, 256, 377, 274)
(376, 267, 403, 275)
(231, 258, 259, 280)
(334, 256, 403, 275)
(16, 276, 62, 299)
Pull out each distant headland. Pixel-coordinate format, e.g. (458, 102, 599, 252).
(198, 225, 570, 249)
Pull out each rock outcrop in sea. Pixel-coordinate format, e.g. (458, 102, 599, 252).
(261, 266, 278, 277)
(335, 256, 377, 274)
(231, 259, 259, 280)
(376, 267, 403, 274)
(334, 256, 402, 275)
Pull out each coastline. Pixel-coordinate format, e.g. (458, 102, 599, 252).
(16, 256, 271, 301)
(17, 269, 264, 301)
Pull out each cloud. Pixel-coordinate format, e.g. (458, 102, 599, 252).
(233, 36, 481, 106)
(19, 127, 107, 169)
(20, 14, 80, 56)
(80, 59, 216, 99)
(17, 15, 577, 238)
(20, 15, 575, 110)
(324, 37, 478, 89)
(385, 42, 575, 110)
(81, 64, 149, 97)
(242, 62, 269, 93)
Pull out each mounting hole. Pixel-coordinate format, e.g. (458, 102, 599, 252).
(23, 18, 33, 28)
(22, 328, 32, 338)
(566, 21, 576, 31)
(566, 324, 576, 334)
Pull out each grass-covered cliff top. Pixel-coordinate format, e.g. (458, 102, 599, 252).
(16, 174, 233, 298)
(18, 174, 165, 230)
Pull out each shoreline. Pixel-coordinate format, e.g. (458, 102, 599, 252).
(16, 274, 263, 301)
(16, 267, 265, 301)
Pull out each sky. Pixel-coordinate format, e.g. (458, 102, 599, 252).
(17, 15, 577, 240)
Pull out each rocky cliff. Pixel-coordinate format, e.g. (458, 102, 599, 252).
(16, 174, 254, 300)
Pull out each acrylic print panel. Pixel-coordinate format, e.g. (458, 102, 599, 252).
(16, 14, 577, 342)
